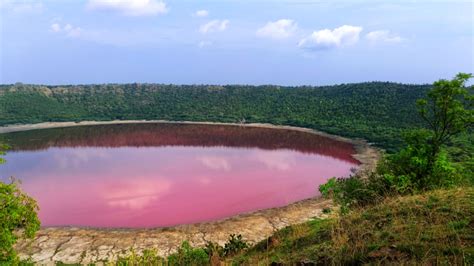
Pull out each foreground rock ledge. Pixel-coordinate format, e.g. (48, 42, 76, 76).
(16, 198, 333, 264)
(6, 121, 380, 264)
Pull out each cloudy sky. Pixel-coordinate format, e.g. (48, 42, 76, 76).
(0, 0, 473, 85)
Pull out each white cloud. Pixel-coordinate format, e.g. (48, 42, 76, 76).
(199, 19, 229, 34)
(256, 19, 297, 40)
(50, 23, 61, 33)
(194, 9, 208, 17)
(298, 25, 363, 50)
(48, 23, 175, 47)
(366, 30, 403, 43)
(87, 0, 168, 16)
(50, 23, 82, 38)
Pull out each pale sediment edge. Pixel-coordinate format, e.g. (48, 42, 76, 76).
(3, 120, 381, 264)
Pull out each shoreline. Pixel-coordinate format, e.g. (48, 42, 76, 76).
(5, 120, 381, 264)
(1, 120, 355, 144)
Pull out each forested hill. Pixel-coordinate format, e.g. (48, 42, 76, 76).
(0, 82, 430, 150)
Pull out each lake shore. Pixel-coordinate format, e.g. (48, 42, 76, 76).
(0, 120, 357, 145)
(4, 120, 381, 264)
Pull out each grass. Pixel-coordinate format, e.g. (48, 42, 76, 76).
(230, 187, 474, 265)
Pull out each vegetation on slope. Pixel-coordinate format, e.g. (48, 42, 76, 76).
(232, 187, 474, 265)
(0, 82, 430, 150)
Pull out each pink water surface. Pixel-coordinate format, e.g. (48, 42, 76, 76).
(1, 123, 358, 228)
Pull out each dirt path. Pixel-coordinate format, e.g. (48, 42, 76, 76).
(4, 121, 381, 264)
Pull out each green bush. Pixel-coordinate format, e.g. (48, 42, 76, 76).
(1, 143, 40, 263)
(382, 130, 461, 191)
(167, 241, 208, 266)
(319, 172, 389, 213)
(204, 241, 224, 258)
(223, 234, 248, 256)
(0, 179, 40, 263)
(116, 249, 165, 265)
(0, 144, 8, 165)
(319, 149, 462, 213)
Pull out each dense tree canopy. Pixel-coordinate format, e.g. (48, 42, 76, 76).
(0, 82, 431, 150)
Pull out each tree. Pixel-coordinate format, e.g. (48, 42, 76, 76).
(0, 144, 40, 263)
(416, 73, 473, 175)
(385, 73, 473, 189)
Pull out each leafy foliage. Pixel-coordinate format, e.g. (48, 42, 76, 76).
(416, 73, 473, 179)
(382, 133, 460, 191)
(0, 143, 8, 165)
(167, 241, 209, 266)
(0, 82, 431, 151)
(223, 234, 248, 256)
(116, 249, 165, 265)
(319, 171, 390, 212)
(0, 179, 40, 263)
(0, 144, 40, 263)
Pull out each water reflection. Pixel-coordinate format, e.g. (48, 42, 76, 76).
(0, 124, 358, 228)
(3, 123, 359, 164)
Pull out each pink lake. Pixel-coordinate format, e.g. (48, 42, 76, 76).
(0, 123, 358, 228)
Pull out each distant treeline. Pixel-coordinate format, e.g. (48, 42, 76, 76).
(0, 82, 431, 150)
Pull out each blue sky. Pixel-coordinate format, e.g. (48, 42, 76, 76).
(0, 0, 473, 85)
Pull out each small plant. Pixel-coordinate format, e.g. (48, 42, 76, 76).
(322, 208, 332, 214)
(319, 174, 384, 213)
(167, 241, 208, 266)
(116, 248, 165, 265)
(204, 241, 224, 258)
(319, 177, 338, 198)
(223, 234, 248, 256)
(0, 143, 8, 164)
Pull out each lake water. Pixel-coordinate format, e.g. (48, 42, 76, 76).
(0, 123, 358, 228)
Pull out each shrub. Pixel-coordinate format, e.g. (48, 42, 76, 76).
(320, 132, 465, 213)
(204, 241, 224, 258)
(223, 234, 249, 256)
(0, 179, 40, 263)
(167, 241, 208, 266)
(0, 143, 8, 164)
(382, 130, 461, 191)
(319, 172, 390, 213)
(116, 249, 165, 265)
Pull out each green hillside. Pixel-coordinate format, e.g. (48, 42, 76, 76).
(0, 82, 430, 150)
